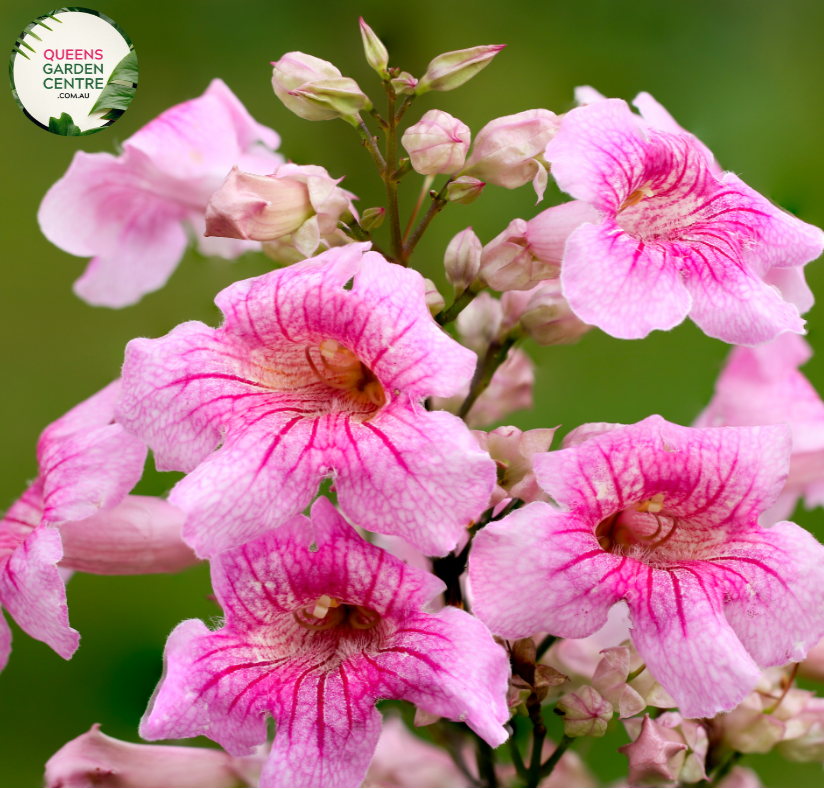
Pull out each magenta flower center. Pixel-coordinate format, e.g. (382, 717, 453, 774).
(595, 494, 684, 561)
(293, 594, 382, 632)
(303, 339, 386, 414)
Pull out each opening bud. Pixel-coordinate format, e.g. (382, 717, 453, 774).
(206, 167, 313, 242)
(272, 52, 371, 122)
(444, 227, 482, 295)
(555, 685, 613, 738)
(424, 278, 445, 316)
(462, 110, 560, 201)
(359, 18, 389, 79)
(360, 207, 386, 232)
(390, 71, 418, 95)
(416, 45, 506, 94)
(520, 280, 593, 346)
(206, 164, 355, 259)
(478, 218, 560, 292)
(447, 176, 486, 205)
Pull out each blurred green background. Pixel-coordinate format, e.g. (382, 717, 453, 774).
(3, 0, 824, 785)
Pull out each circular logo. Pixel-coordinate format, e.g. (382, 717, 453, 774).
(10, 8, 137, 136)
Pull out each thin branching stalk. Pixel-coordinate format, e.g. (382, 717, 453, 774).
(403, 178, 452, 260)
(475, 736, 498, 787)
(508, 730, 529, 783)
(382, 83, 404, 263)
(535, 634, 557, 662)
(403, 174, 435, 243)
(539, 734, 575, 781)
(437, 288, 479, 326)
(356, 117, 386, 171)
(458, 335, 519, 420)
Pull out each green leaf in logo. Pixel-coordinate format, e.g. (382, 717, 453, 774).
(90, 49, 138, 116)
(48, 112, 81, 135)
(108, 49, 137, 85)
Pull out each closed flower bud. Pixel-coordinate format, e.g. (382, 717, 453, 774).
(463, 109, 560, 201)
(391, 71, 418, 95)
(556, 686, 613, 737)
(479, 218, 560, 292)
(45, 724, 265, 788)
(402, 110, 471, 175)
(205, 167, 313, 242)
(417, 45, 506, 94)
(618, 715, 689, 786)
(447, 175, 486, 204)
(474, 425, 556, 506)
(207, 164, 355, 258)
(520, 280, 592, 346)
(359, 18, 389, 78)
(359, 207, 386, 232)
(272, 52, 370, 121)
(263, 227, 353, 267)
(288, 78, 371, 123)
(424, 278, 445, 316)
(59, 496, 198, 576)
(444, 227, 482, 295)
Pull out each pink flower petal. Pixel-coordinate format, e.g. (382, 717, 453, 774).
(0, 610, 11, 674)
(334, 408, 494, 556)
(561, 221, 692, 339)
(369, 607, 510, 747)
(0, 526, 78, 661)
(204, 78, 281, 152)
(469, 502, 625, 639)
(38, 381, 147, 525)
(682, 228, 806, 346)
(624, 562, 761, 718)
(715, 522, 824, 667)
(547, 99, 648, 215)
(534, 416, 791, 533)
(39, 81, 282, 309)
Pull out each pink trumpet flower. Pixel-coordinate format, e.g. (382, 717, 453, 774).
(0, 381, 195, 672)
(544, 99, 824, 344)
(695, 332, 824, 525)
(117, 243, 495, 558)
(140, 497, 509, 788)
(469, 416, 824, 717)
(39, 80, 282, 308)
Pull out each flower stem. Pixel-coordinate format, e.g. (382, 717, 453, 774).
(475, 736, 498, 787)
(403, 174, 435, 244)
(508, 730, 528, 783)
(539, 734, 574, 781)
(355, 117, 386, 171)
(402, 178, 452, 261)
(527, 699, 547, 787)
(394, 93, 416, 124)
(709, 751, 742, 787)
(626, 663, 647, 682)
(381, 83, 404, 264)
(436, 287, 478, 326)
(458, 335, 519, 420)
(535, 634, 557, 662)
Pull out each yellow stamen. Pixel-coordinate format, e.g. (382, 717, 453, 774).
(618, 182, 655, 213)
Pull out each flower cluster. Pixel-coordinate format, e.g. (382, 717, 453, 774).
(15, 16, 824, 789)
